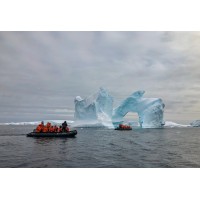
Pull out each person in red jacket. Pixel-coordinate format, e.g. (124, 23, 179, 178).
(53, 125, 58, 133)
(57, 126, 62, 133)
(46, 122, 51, 132)
(49, 126, 54, 132)
(66, 126, 70, 132)
(42, 125, 49, 133)
(36, 121, 44, 133)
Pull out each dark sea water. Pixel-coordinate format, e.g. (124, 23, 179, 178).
(0, 125, 200, 168)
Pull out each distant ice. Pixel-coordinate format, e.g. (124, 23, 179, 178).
(164, 121, 191, 128)
(190, 120, 200, 127)
(0, 120, 193, 129)
(0, 120, 74, 126)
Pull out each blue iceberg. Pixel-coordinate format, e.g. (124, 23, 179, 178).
(74, 88, 114, 128)
(112, 91, 165, 128)
(74, 88, 165, 128)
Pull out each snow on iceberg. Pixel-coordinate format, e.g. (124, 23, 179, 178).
(112, 91, 165, 128)
(74, 88, 165, 128)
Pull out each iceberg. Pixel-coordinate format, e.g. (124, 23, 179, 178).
(74, 88, 165, 128)
(74, 87, 114, 128)
(190, 120, 200, 127)
(112, 91, 165, 128)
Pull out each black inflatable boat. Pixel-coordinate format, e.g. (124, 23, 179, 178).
(27, 130, 77, 138)
(115, 127, 132, 130)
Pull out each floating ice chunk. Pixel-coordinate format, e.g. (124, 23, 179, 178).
(190, 120, 200, 127)
(164, 121, 191, 128)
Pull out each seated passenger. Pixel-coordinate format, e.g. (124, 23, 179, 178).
(46, 122, 51, 132)
(53, 125, 58, 133)
(42, 125, 49, 133)
(50, 126, 54, 132)
(36, 125, 42, 133)
(57, 126, 62, 133)
(36, 121, 44, 133)
(66, 126, 70, 132)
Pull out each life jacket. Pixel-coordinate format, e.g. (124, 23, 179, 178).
(50, 126, 54, 132)
(57, 127, 62, 133)
(66, 127, 70, 132)
(43, 126, 49, 133)
(36, 126, 42, 133)
(54, 126, 58, 132)
(36, 124, 43, 132)
(46, 122, 51, 129)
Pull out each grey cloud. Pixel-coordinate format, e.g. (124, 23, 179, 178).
(0, 31, 200, 123)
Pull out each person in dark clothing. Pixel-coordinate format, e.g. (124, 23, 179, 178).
(62, 121, 68, 132)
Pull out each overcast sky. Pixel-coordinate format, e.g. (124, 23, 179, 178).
(0, 31, 200, 123)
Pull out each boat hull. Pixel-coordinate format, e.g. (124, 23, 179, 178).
(26, 130, 77, 137)
(115, 128, 132, 131)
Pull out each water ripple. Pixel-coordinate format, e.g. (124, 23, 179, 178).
(0, 125, 200, 167)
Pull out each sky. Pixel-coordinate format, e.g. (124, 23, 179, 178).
(0, 31, 200, 123)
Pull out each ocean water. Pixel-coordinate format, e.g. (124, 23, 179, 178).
(0, 125, 200, 168)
